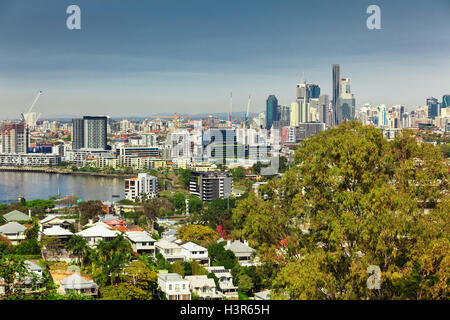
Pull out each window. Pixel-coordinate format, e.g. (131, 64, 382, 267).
(169, 284, 172, 290)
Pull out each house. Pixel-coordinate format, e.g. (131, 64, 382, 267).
(0, 222, 27, 245)
(157, 273, 191, 300)
(224, 239, 258, 266)
(3, 210, 30, 222)
(76, 224, 121, 248)
(125, 231, 156, 256)
(0, 260, 46, 295)
(42, 225, 74, 243)
(155, 239, 185, 263)
(39, 215, 72, 232)
(180, 242, 210, 266)
(254, 290, 272, 300)
(185, 275, 223, 300)
(59, 273, 98, 297)
(205, 266, 238, 298)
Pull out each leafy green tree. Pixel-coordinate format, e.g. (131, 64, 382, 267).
(233, 121, 449, 300)
(66, 235, 89, 268)
(15, 239, 41, 255)
(178, 224, 219, 244)
(78, 200, 104, 225)
(208, 242, 238, 270)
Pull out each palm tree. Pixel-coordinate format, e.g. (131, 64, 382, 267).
(66, 235, 89, 269)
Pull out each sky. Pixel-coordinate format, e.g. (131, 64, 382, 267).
(0, 0, 449, 119)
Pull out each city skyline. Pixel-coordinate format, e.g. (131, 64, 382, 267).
(0, 0, 449, 119)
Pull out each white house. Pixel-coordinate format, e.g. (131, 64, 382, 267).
(180, 242, 210, 266)
(185, 275, 223, 300)
(205, 266, 238, 298)
(0, 222, 27, 245)
(42, 225, 74, 243)
(39, 215, 72, 232)
(224, 239, 259, 266)
(125, 231, 156, 256)
(59, 273, 98, 297)
(155, 239, 185, 263)
(75, 224, 121, 248)
(157, 273, 191, 300)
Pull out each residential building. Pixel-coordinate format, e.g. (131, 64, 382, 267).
(3, 210, 30, 222)
(157, 273, 191, 300)
(189, 171, 232, 202)
(75, 224, 120, 248)
(205, 266, 238, 298)
(0, 153, 61, 166)
(180, 242, 210, 266)
(59, 273, 99, 297)
(155, 239, 185, 263)
(125, 231, 156, 256)
(224, 240, 258, 266)
(72, 116, 108, 150)
(0, 122, 29, 154)
(185, 275, 223, 300)
(0, 222, 27, 245)
(124, 173, 158, 202)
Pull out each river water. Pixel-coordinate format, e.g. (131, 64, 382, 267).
(0, 172, 125, 203)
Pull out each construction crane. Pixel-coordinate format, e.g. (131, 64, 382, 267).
(245, 95, 251, 129)
(21, 90, 43, 121)
(147, 112, 190, 130)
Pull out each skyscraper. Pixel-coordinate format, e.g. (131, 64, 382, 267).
(441, 95, 450, 109)
(427, 97, 439, 119)
(319, 94, 329, 124)
(0, 123, 29, 154)
(266, 95, 279, 130)
(72, 116, 108, 150)
(307, 84, 320, 99)
(338, 78, 356, 121)
(332, 64, 340, 125)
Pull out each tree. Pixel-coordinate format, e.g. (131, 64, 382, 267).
(208, 242, 238, 270)
(0, 255, 41, 299)
(98, 260, 159, 300)
(24, 223, 40, 241)
(15, 239, 41, 255)
(178, 224, 219, 244)
(66, 235, 89, 268)
(78, 200, 104, 225)
(234, 121, 449, 300)
(94, 234, 132, 286)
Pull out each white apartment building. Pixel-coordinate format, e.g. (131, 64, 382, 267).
(124, 173, 158, 202)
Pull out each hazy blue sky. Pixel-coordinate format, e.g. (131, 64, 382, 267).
(0, 0, 449, 119)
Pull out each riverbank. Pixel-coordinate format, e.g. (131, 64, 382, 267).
(0, 166, 135, 179)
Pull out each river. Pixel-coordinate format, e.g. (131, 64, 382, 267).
(0, 171, 125, 203)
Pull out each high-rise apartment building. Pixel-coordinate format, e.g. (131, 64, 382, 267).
(189, 171, 232, 202)
(0, 123, 29, 154)
(125, 173, 158, 202)
(72, 116, 108, 150)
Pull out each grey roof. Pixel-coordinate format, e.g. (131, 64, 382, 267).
(254, 290, 272, 300)
(225, 240, 255, 255)
(24, 260, 45, 272)
(125, 231, 155, 243)
(0, 221, 27, 234)
(181, 241, 207, 252)
(43, 225, 74, 237)
(158, 273, 184, 282)
(3, 210, 29, 222)
(76, 224, 120, 238)
(60, 273, 98, 290)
